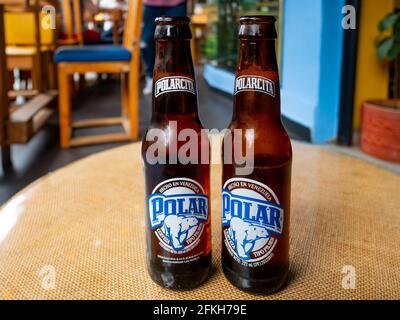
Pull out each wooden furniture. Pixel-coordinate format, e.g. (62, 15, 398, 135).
(58, 0, 83, 46)
(0, 3, 57, 170)
(0, 4, 10, 168)
(3, 0, 82, 96)
(0, 140, 399, 299)
(3, 0, 55, 95)
(55, 0, 142, 148)
(55, 0, 84, 92)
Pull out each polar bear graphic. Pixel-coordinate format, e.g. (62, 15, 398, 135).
(162, 215, 199, 250)
(228, 217, 269, 259)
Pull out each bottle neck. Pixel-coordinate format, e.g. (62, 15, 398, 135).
(152, 40, 199, 120)
(233, 39, 281, 123)
(237, 39, 278, 71)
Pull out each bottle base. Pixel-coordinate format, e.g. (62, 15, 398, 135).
(222, 263, 288, 294)
(147, 254, 212, 290)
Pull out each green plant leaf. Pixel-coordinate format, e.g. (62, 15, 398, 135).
(394, 19, 400, 41)
(388, 40, 400, 60)
(394, 28, 400, 40)
(378, 12, 400, 32)
(377, 37, 395, 60)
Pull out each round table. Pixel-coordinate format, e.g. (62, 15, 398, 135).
(0, 141, 399, 300)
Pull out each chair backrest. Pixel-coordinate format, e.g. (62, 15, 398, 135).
(2, 0, 44, 91)
(0, 0, 54, 47)
(60, 0, 83, 45)
(5, 11, 54, 46)
(123, 0, 142, 50)
(0, 0, 28, 6)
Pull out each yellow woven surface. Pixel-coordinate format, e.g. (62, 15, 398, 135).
(0, 142, 399, 300)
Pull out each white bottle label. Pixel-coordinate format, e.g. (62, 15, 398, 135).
(234, 75, 275, 97)
(148, 178, 208, 255)
(154, 76, 196, 98)
(222, 178, 284, 267)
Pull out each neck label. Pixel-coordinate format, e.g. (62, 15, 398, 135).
(234, 75, 275, 97)
(155, 76, 196, 98)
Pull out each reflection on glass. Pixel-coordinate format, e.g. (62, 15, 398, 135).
(205, 0, 281, 72)
(0, 194, 26, 243)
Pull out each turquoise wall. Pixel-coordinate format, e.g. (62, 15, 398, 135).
(280, 0, 322, 132)
(281, 0, 345, 143)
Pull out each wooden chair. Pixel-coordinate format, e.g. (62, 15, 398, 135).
(3, 0, 59, 96)
(5, 0, 84, 98)
(57, 0, 83, 46)
(54, 0, 142, 148)
(0, 3, 57, 170)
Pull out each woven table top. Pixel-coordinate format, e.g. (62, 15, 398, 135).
(0, 141, 399, 300)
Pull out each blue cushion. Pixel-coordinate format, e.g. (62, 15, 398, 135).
(54, 45, 131, 63)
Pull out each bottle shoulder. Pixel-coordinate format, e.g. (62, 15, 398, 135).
(223, 120, 292, 163)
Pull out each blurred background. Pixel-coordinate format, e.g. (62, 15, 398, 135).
(0, 0, 399, 204)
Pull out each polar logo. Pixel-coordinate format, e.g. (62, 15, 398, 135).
(222, 178, 284, 266)
(162, 215, 199, 250)
(148, 177, 208, 254)
(229, 217, 269, 259)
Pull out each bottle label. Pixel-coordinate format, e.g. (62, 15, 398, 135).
(148, 178, 208, 254)
(154, 76, 196, 98)
(234, 75, 275, 97)
(222, 178, 284, 267)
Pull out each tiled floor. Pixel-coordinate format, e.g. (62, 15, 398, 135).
(1, 72, 399, 205)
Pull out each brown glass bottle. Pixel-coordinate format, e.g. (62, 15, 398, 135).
(141, 17, 211, 290)
(221, 16, 292, 294)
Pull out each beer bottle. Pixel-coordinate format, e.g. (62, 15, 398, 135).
(142, 17, 211, 289)
(221, 16, 292, 293)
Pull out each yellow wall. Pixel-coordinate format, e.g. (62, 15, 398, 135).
(354, 0, 394, 128)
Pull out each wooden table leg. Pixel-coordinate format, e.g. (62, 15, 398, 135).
(128, 61, 139, 140)
(121, 72, 128, 118)
(113, 20, 119, 45)
(58, 64, 71, 148)
(0, 4, 11, 169)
